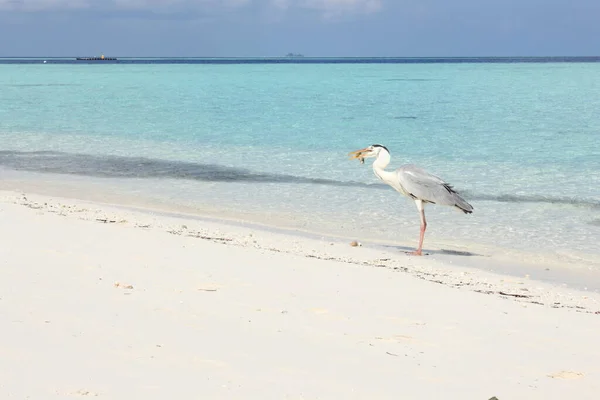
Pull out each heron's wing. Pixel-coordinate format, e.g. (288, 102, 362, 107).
(396, 164, 473, 213)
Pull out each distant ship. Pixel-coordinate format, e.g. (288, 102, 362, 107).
(285, 53, 305, 58)
(76, 54, 117, 61)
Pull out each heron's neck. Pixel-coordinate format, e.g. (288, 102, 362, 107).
(372, 152, 396, 185)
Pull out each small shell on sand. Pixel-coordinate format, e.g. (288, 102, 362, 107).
(350, 241, 361, 247)
(114, 282, 134, 289)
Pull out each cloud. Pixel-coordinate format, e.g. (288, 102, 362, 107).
(269, 0, 381, 18)
(0, 0, 250, 12)
(0, 0, 382, 16)
(300, 0, 381, 15)
(0, 0, 90, 11)
(113, 0, 251, 11)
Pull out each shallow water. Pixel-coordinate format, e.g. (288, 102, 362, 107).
(1, 62, 599, 266)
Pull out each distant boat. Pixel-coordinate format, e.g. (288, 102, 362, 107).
(285, 53, 305, 58)
(76, 54, 117, 61)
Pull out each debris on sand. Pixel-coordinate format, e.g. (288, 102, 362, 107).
(114, 282, 134, 289)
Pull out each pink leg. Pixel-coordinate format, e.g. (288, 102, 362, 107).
(408, 200, 427, 256)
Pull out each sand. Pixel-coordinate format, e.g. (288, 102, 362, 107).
(1, 190, 599, 399)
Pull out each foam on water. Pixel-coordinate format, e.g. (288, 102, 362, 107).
(1, 62, 599, 267)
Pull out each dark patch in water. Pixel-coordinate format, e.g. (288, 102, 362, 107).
(1, 150, 598, 210)
(463, 192, 600, 210)
(3, 83, 82, 87)
(392, 116, 418, 120)
(383, 78, 440, 82)
(0, 150, 368, 188)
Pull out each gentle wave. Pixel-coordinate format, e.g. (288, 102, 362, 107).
(1, 150, 598, 209)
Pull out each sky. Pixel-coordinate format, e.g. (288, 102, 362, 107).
(0, 0, 599, 57)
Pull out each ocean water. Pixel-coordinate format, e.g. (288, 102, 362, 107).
(1, 61, 599, 267)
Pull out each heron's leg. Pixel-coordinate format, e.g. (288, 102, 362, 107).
(408, 200, 426, 256)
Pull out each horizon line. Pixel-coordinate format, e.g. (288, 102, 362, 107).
(2, 55, 600, 59)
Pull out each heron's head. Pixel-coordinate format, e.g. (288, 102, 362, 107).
(348, 144, 389, 163)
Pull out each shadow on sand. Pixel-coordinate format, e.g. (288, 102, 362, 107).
(381, 244, 484, 257)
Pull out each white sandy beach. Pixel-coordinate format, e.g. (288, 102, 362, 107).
(1, 189, 600, 399)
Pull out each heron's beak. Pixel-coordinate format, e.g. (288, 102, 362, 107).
(348, 147, 370, 160)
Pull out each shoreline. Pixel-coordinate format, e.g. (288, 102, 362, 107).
(1, 157, 599, 267)
(2, 189, 600, 311)
(1, 171, 600, 292)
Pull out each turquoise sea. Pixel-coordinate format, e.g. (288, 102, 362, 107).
(1, 60, 599, 268)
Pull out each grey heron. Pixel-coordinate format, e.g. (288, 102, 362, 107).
(349, 144, 473, 256)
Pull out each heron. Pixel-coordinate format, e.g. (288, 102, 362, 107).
(348, 144, 473, 256)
